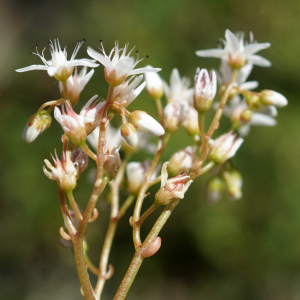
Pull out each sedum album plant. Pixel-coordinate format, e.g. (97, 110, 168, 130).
(16, 29, 287, 300)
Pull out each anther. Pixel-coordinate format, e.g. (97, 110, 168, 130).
(82, 38, 86, 42)
(146, 55, 149, 58)
(99, 39, 102, 43)
(30, 51, 33, 54)
(136, 50, 139, 53)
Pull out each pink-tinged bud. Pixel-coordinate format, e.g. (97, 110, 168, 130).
(206, 176, 225, 204)
(183, 106, 200, 136)
(120, 123, 138, 147)
(128, 110, 165, 136)
(260, 90, 288, 108)
(194, 68, 217, 113)
(103, 147, 122, 180)
(59, 67, 94, 106)
(224, 169, 243, 200)
(71, 147, 89, 177)
(43, 150, 77, 192)
(163, 101, 189, 133)
(155, 162, 193, 206)
(144, 65, 164, 99)
(209, 132, 244, 164)
(142, 237, 162, 258)
(22, 110, 52, 143)
(167, 146, 197, 176)
(54, 103, 87, 145)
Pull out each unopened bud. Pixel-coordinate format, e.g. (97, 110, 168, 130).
(120, 123, 138, 147)
(240, 109, 252, 123)
(244, 93, 261, 108)
(163, 102, 189, 133)
(194, 68, 217, 113)
(206, 177, 225, 204)
(142, 237, 161, 258)
(167, 146, 197, 176)
(260, 90, 288, 108)
(224, 169, 242, 200)
(128, 110, 165, 136)
(183, 107, 200, 136)
(144, 65, 164, 99)
(22, 110, 52, 143)
(71, 147, 89, 177)
(103, 147, 121, 180)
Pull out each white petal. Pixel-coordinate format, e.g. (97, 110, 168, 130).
(67, 59, 99, 68)
(161, 162, 169, 187)
(225, 29, 240, 54)
(195, 49, 225, 58)
(47, 66, 60, 77)
(15, 65, 49, 72)
(240, 81, 259, 90)
(244, 43, 270, 56)
(77, 69, 94, 93)
(248, 55, 271, 67)
(128, 81, 146, 105)
(22, 123, 40, 143)
(129, 67, 161, 76)
(238, 124, 251, 136)
(237, 64, 253, 85)
(87, 47, 110, 67)
(250, 113, 277, 126)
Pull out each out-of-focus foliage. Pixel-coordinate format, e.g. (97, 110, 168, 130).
(0, 0, 299, 299)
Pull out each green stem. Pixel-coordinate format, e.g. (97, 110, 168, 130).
(135, 203, 159, 227)
(66, 191, 83, 222)
(113, 198, 180, 300)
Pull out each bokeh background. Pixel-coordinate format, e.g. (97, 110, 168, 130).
(0, 0, 299, 299)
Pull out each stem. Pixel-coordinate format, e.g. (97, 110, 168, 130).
(118, 194, 135, 218)
(66, 191, 83, 221)
(155, 98, 163, 125)
(85, 252, 100, 276)
(135, 203, 159, 227)
(113, 198, 180, 300)
(94, 155, 132, 300)
(132, 133, 171, 248)
(198, 113, 206, 142)
(81, 143, 97, 162)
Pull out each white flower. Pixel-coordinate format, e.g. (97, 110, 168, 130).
(209, 131, 244, 164)
(22, 110, 52, 143)
(163, 101, 189, 133)
(194, 68, 217, 112)
(163, 68, 194, 105)
(16, 39, 99, 81)
(144, 65, 164, 99)
(128, 110, 165, 136)
(112, 75, 146, 108)
(167, 146, 197, 176)
(43, 150, 77, 192)
(218, 61, 259, 90)
(54, 96, 105, 144)
(120, 123, 138, 147)
(126, 160, 159, 195)
(59, 66, 94, 106)
(155, 162, 193, 205)
(196, 29, 271, 69)
(222, 96, 277, 136)
(260, 90, 288, 107)
(87, 41, 161, 86)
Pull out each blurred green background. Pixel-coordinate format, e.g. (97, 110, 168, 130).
(1, 0, 299, 299)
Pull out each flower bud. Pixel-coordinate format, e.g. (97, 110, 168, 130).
(209, 132, 244, 164)
(163, 102, 189, 133)
(142, 237, 161, 258)
(71, 147, 89, 177)
(128, 110, 165, 136)
(260, 90, 288, 108)
(120, 123, 138, 147)
(167, 146, 197, 176)
(103, 147, 121, 180)
(144, 65, 164, 99)
(224, 169, 242, 200)
(183, 106, 200, 136)
(240, 109, 253, 123)
(206, 177, 225, 204)
(22, 110, 52, 143)
(194, 68, 217, 113)
(126, 162, 146, 195)
(43, 150, 77, 192)
(155, 162, 193, 206)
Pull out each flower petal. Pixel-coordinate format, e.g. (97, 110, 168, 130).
(15, 65, 49, 72)
(195, 49, 225, 58)
(87, 47, 110, 67)
(68, 59, 99, 68)
(248, 55, 271, 67)
(250, 113, 277, 126)
(244, 43, 270, 56)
